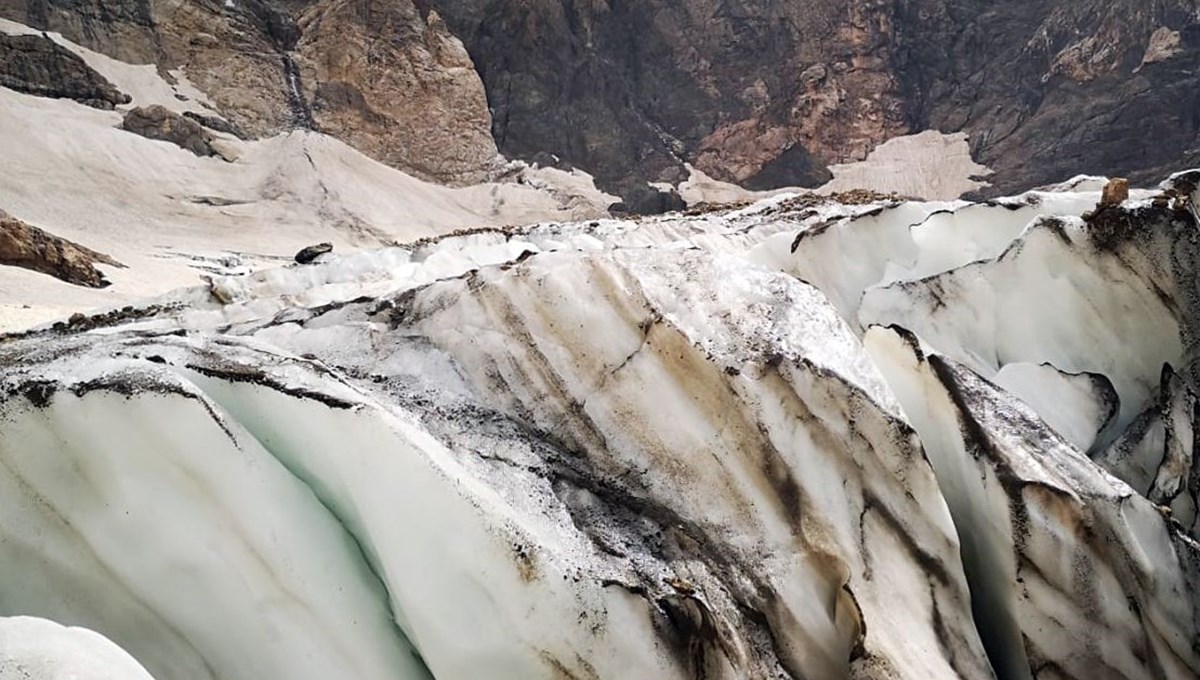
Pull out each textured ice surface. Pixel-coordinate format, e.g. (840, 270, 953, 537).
(2, 172, 1200, 680)
(0, 617, 156, 680)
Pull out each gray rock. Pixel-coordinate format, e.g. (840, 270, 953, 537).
(121, 105, 219, 158)
(182, 111, 246, 139)
(0, 32, 129, 109)
(294, 242, 333, 264)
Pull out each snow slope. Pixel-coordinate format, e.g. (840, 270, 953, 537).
(677, 131, 992, 206)
(0, 18, 615, 331)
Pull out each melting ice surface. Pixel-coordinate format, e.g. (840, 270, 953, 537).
(1, 174, 1200, 680)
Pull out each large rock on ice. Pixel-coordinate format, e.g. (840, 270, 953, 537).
(121, 105, 221, 159)
(0, 210, 123, 288)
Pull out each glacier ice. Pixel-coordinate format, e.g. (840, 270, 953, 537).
(2, 173, 1200, 680)
(0, 616, 156, 680)
(992, 362, 1119, 454)
(866, 327, 1200, 679)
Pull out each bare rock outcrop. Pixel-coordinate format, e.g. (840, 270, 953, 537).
(420, 0, 1200, 202)
(296, 1, 501, 185)
(0, 211, 123, 287)
(5, 0, 1200, 209)
(423, 0, 899, 206)
(182, 111, 246, 139)
(121, 105, 219, 158)
(0, 32, 129, 108)
(1, 0, 499, 185)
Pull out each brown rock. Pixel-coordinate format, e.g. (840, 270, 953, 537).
(1101, 178, 1130, 207)
(297, 2, 501, 185)
(122, 105, 220, 158)
(182, 111, 246, 139)
(1, 0, 499, 185)
(0, 211, 124, 288)
(10, 0, 1200, 208)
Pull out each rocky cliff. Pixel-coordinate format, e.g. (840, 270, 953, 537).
(4, 0, 1198, 209)
(428, 0, 906, 204)
(433, 0, 1200, 201)
(894, 0, 1200, 196)
(0, 31, 129, 108)
(0, 0, 501, 185)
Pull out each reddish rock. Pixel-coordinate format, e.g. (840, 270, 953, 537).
(0, 212, 124, 288)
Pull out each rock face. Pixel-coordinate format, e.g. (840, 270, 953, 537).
(5, 1, 1200, 206)
(0, 211, 122, 287)
(0, 32, 128, 108)
(0, 0, 499, 185)
(296, 0, 502, 184)
(402, 0, 1200, 203)
(122, 105, 219, 158)
(426, 0, 899, 205)
(437, 0, 1200, 200)
(2, 172, 1199, 680)
(893, 1, 1200, 196)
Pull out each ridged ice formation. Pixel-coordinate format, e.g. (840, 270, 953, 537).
(1, 174, 1198, 680)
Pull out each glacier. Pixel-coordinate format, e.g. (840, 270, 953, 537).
(1, 173, 1199, 680)
(0, 617, 155, 680)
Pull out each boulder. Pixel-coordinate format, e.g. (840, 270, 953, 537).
(121, 105, 219, 158)
(1101, 177, 1130, 207)
(182, 111, 246, 139)
(294, 242, 333, 264)
(0, 211, 123, 287)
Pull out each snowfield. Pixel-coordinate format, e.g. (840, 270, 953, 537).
(1, 166, 1199, 680)
(0, 15, 1001, 336)
(0, 17, 617, 332)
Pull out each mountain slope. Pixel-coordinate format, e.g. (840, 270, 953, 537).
(0, 17, 615, 330)
(5, 1, 1199, 210)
